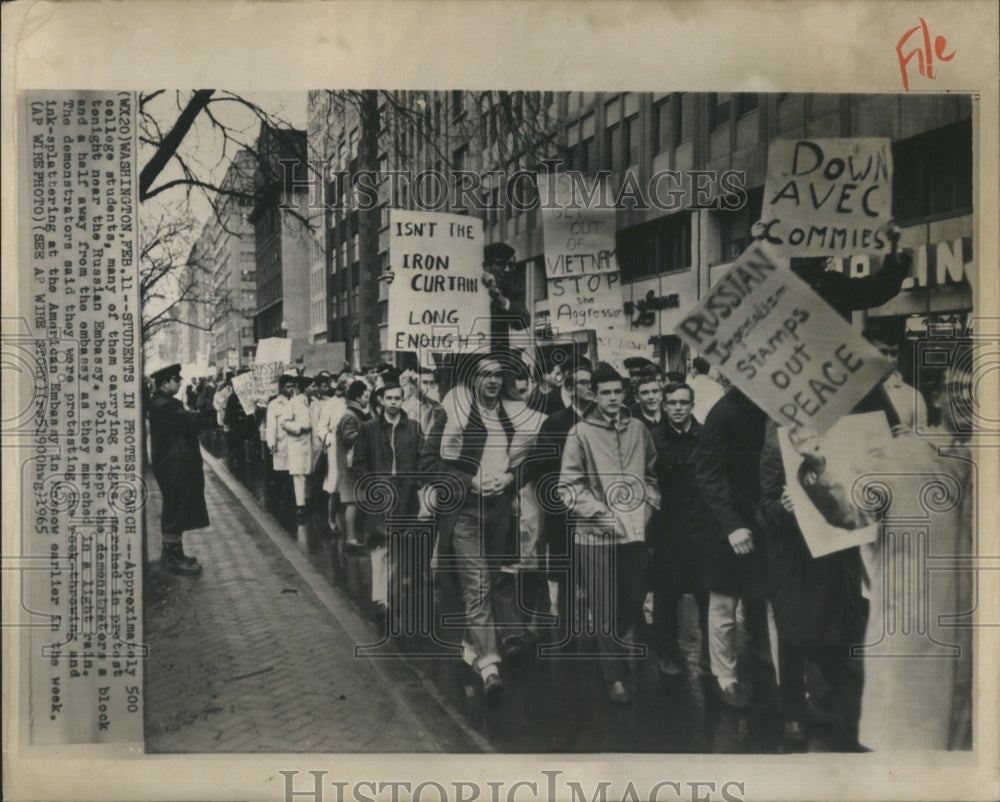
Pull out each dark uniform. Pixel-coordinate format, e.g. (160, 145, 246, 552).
(148, 364, 209, 574)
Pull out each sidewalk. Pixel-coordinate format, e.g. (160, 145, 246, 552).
(142, 451, 487, 753)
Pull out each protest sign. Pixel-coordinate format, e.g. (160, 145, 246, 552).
(230, 371, 257, 415)
(254, 336, 293, 365)
(777, 413, 890, 557)
(293, 340, 347, 373)
(537, 173, 653, 369)
(387, 210, 490, 353)
(760, 138, 893, 256)
(675, 242, 893, 434)
(232, 361, 285, 412)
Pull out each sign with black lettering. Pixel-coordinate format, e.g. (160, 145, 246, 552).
(674, 242, 892, 434)
(537, 173, 653, 369)
(387, 210, 489, 353)
(760, 138, 893, 256)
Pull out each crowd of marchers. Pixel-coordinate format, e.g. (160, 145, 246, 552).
(144, 234, 973, 754)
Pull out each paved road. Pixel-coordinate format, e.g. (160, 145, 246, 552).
(143, 454, 486, 753)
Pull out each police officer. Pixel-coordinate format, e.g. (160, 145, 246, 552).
(148, 364, 209, 575)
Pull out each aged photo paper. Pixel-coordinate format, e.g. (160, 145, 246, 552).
(3, 1, 998, 801)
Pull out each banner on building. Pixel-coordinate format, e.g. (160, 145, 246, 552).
(760, 137, 893, 256)
(537, 173, 653, 370)
(387, 210, 490, 353)
(674, 242, 893, 435)
(777, 413, 890, 557)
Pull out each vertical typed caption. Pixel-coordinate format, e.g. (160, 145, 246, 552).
(20, 91, 144, 744)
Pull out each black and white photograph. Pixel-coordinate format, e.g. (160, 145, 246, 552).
(3, 3, 998, 802)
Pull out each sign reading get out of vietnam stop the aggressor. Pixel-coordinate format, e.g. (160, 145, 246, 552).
(674, 243, 892, 435)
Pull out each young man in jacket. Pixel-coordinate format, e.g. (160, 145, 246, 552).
(650, 381, 709, 678)
(422, 352, 543, 697)
(353, 382, 424, 627)
(560, 362, 661, 704)
(526, 357, 594, 622)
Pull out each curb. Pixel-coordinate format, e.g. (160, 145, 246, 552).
(199, 447, 493, 754)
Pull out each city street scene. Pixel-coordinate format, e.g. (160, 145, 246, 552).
(140, 90, 976, 754)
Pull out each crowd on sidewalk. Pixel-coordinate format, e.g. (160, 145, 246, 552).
(144, 235, 973, 755)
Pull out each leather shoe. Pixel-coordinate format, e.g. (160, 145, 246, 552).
(608, 681, 631, 705)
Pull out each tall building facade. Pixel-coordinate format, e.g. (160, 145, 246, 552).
(303, 91, 974, 373)
(250, 122, 312, 344)
(205, 150, 258, 369)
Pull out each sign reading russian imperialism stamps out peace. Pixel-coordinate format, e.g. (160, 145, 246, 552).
(674, 243, 892, 435)
(388, 209, 490, 352)
(760, 137, 893, 256)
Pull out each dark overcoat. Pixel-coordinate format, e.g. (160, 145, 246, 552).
(756, 420, 866, 647)
(651, 418, 706, 596)
(525, 404, 583, 561)
(148, 389, 210, 534)
(692, 389, 768, 598)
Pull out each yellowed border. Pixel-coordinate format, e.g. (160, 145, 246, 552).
(3, 2, 998, 800)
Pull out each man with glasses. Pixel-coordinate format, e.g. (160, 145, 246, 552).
(482, 241, 530, 350)
(651, 382, 710, 678)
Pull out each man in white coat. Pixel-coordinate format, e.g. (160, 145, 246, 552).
(266, 373, 314, 519)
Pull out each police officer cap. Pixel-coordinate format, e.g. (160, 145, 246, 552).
(151, 363, 182, 384)
(278, 373, 299, 388)
(483, 242, 515, 264)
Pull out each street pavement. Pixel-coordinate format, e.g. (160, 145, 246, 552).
(145, 442, 848, 755)
(143, 452, 488, 753)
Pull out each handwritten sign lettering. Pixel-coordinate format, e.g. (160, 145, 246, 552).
(760, 138, 893, 257)
(387, 210, 489, 352)
(675, 243, 892, 434)
(537, 173, 653, 369)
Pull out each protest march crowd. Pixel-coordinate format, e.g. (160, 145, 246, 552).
(145, 226, 974, 755)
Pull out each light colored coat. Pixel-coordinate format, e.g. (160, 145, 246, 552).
(314, 395, 348, 493)
(266, 393, 314, 475)
(560, 406, 661, 546)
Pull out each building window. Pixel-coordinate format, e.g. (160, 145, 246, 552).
(710, 93, 731, 128)
(625, 114, 640, 166)
(892, 119, 972, 223)
(451, 90, 464, 119)
(604, 121, 624, 172)
(734, 93, 759, 117)
(617, 212, 693, 282)
(717, 187, 764, 262)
